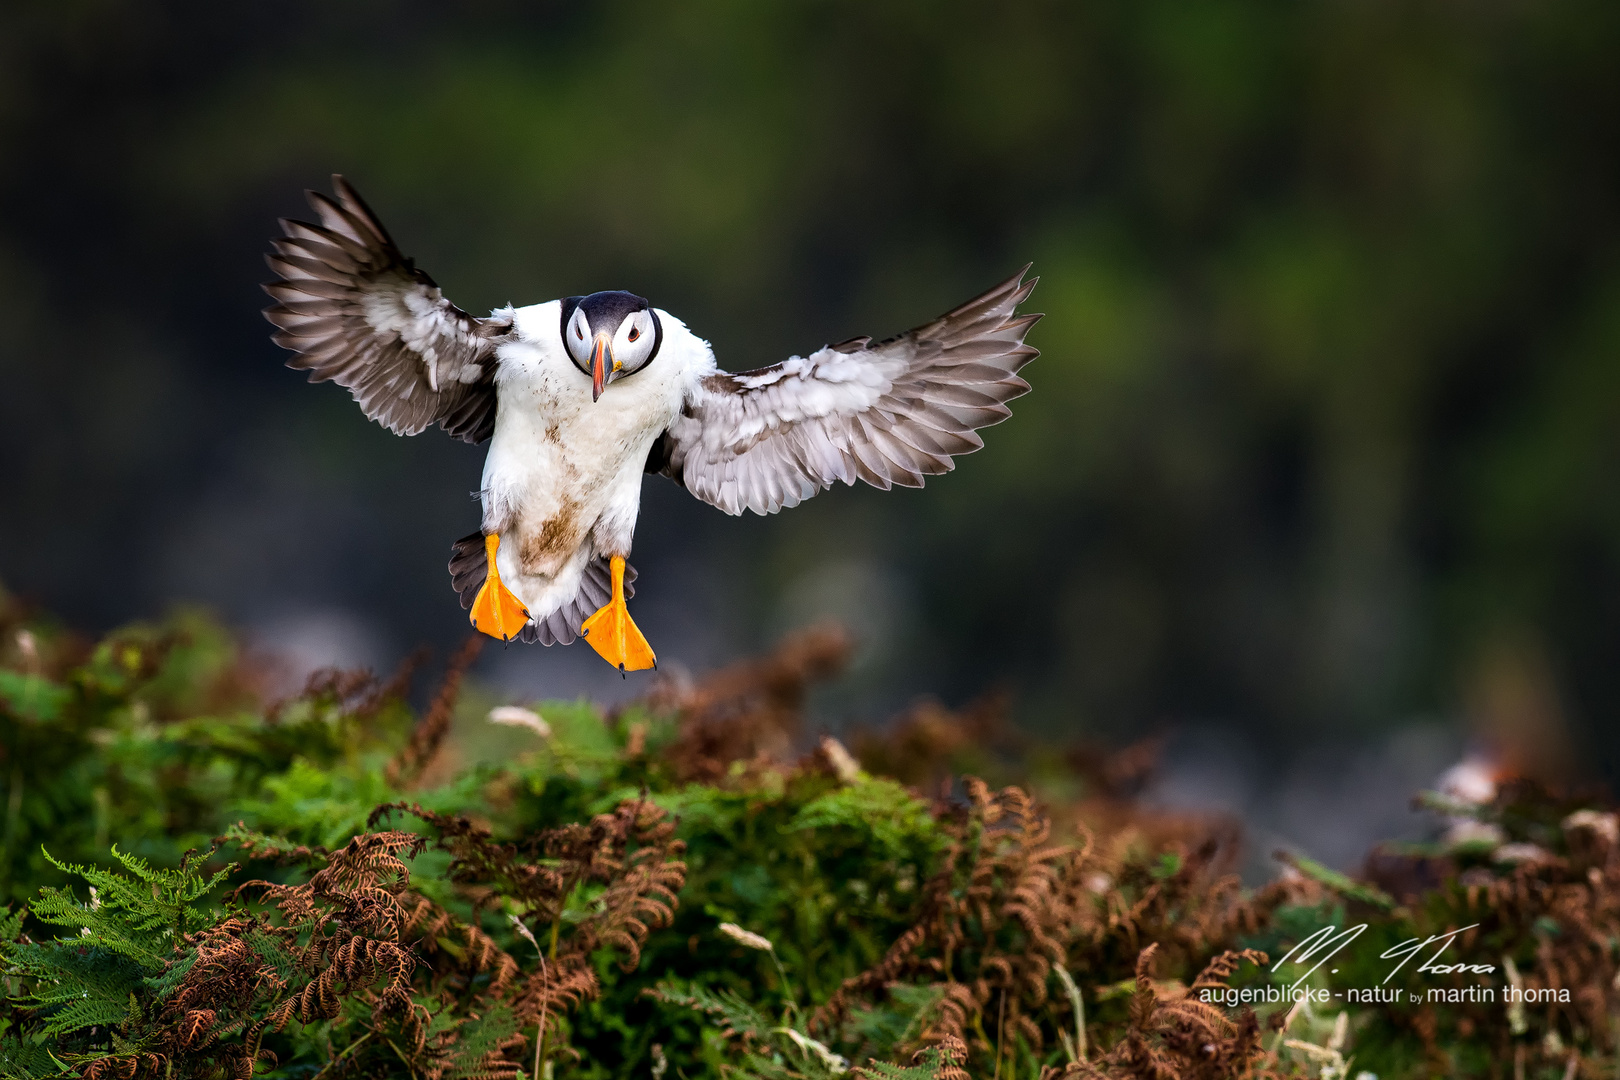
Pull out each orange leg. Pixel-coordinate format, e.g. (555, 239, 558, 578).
(469, 534, 531, 642)
(580, 555, 656, 675)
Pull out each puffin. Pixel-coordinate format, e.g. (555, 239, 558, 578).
(264, 177, 1040, 674)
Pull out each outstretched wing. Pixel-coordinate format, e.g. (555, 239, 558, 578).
(263, 175, 509, 443)
(652, 267, 1039, 515)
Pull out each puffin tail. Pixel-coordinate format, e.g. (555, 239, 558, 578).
(449, 532, 489, 611)
(531, 555, 637, 646)
(447, 533, 636, 647)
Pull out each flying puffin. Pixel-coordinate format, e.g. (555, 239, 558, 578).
(264, 177, 1040, 674)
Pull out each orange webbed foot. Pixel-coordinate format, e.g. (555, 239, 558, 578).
(469, 534, 530, 642)
(580, 555, 656, 675)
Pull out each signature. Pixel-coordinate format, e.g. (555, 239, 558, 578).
(1272, 923, 1495, 990)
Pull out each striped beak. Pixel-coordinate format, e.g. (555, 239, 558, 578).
(591, 333, 611, 401)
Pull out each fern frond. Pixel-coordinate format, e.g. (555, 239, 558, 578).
(855, 1043, 965, 1080)
(244, 928, 299, 984)
(31, 846, 233, 976)
(36, 994, 131, 1037)
(650, 981, 775, 1043)
(854, 1059, 935, 1080)
(444, 1004, 523, 1080)
(789, 779, 942, 860)
(0, 1034, 63, 1080)
(15, 944, 149, 1032)
(219, 822, 328, 865)
(142, 952, 198, 1001)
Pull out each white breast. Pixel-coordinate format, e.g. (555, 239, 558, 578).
(478, 300, 713, 621)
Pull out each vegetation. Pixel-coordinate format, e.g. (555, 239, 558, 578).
(4, 591, 1620, 1080)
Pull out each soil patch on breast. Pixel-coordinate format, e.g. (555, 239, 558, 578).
(518, 498, 584, 575)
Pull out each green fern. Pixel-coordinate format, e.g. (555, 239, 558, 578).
(787, 779, 943, 862)
(0, 907, 23, 947)
(854, 1046, 957, 1080)
(842, 985, 946, 1062)
(652, 981, 777, 1043)
(8, 846, 231, 1039)
(0, 1033, 61, 1080)
(31, 845, 233, 967)
(216, 821, 326, 863)
(653, 981, 855, 1080)
(6, 938, 152, 1038)
(445, 1003, 522, 1080)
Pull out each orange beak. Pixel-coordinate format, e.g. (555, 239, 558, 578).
(591, 333, 611, 401)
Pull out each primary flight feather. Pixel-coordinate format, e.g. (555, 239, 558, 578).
(264, 176, 1040, 673)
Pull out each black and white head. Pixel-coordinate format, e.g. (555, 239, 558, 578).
(560, 291, 664, 401)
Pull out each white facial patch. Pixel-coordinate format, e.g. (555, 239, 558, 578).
(613, 308, 658, 374)
(565, 305, 593, 369)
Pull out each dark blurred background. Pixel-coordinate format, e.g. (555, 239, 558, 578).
(3, 0, 1618, 867)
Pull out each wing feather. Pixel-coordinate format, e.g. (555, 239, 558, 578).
(657, 267, 1038, 515)
(262, 175, 508, 443)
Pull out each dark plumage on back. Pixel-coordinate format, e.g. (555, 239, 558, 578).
(263, 175, 509, 444)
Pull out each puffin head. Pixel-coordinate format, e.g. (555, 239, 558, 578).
(560, 291, 663, 401)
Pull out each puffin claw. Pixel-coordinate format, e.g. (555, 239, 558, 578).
(469, 534, 530, 642)
(580, 555, 656, 672)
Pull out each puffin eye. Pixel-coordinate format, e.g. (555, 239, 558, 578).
(628, 326, 641, 342)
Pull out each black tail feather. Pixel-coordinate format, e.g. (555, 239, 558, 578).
(446, 533, 636, 647)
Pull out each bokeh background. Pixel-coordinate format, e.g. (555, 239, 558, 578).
(3, 0, 1618, 869)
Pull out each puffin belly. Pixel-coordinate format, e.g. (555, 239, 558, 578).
(505, 551, 590, 624)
